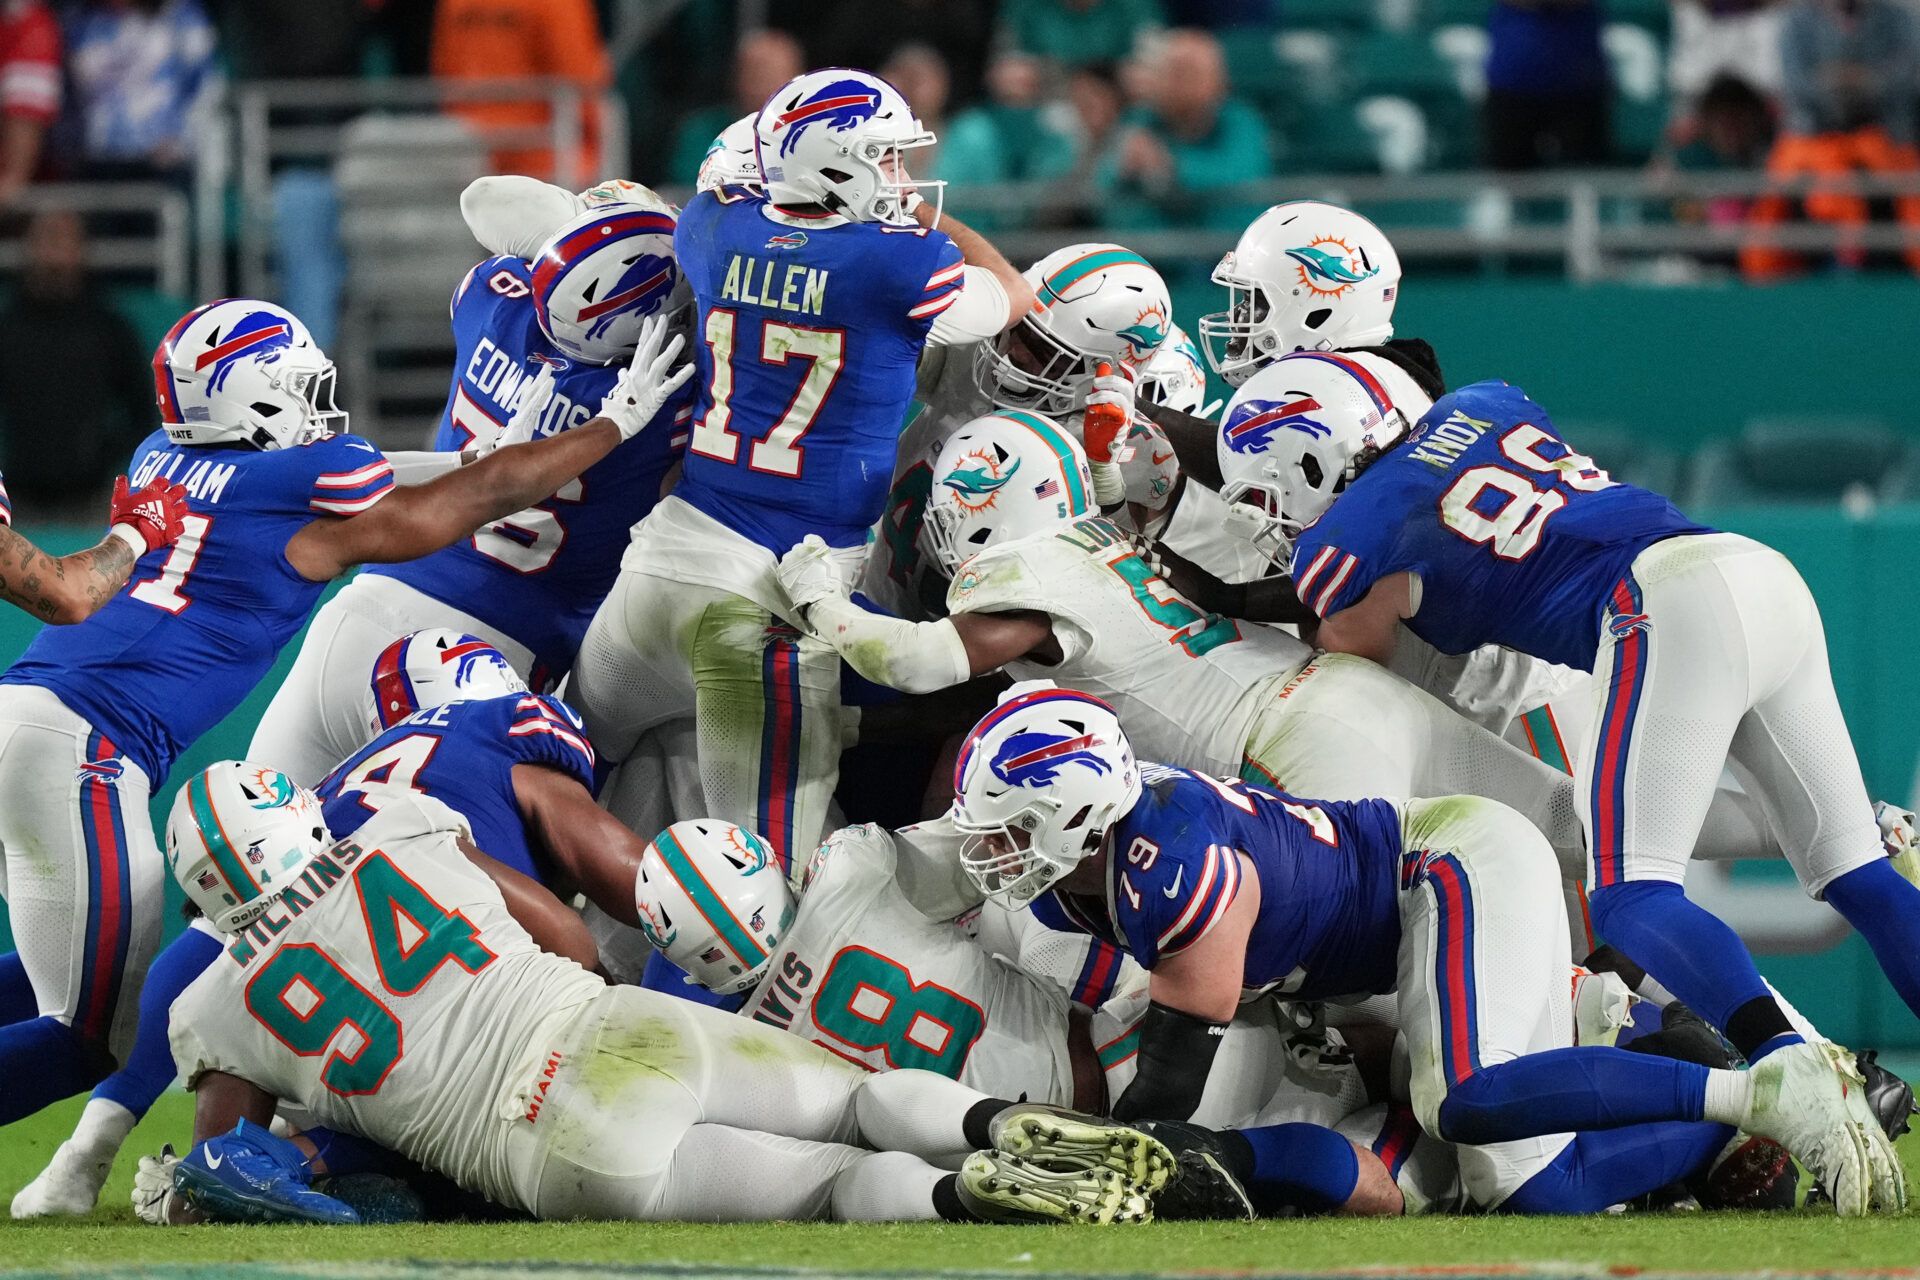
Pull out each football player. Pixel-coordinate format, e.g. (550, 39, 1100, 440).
(950, 685, 1904, 1216)
(1252, 365, 1920, 1161)
(147, 762, 1167, 1225)
(249, 197, 695, 785)
(569, 68, 1034, 872)
(0, 297, 688, 1127)
(0, 471, 188, 624)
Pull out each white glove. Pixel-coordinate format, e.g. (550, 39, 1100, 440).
(777, 534, 849, 617)
(489, 362, 557, 451)
(132, 1145, 179, 1225)
(597, 314, 694, 440)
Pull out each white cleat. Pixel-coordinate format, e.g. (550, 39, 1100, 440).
(1743, 1041, 1875, 1216)
(1828, 1043, 1910, 1213)
(957, 1150, 1151, 1225)
(986, 1103, 1173, 1194)
(11, 1140, 110, 1219)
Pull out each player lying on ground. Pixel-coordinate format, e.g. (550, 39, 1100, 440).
(947, 684, 1905, 1216)
(0, 470, 188, 624)
(0, 297, 692, 1134)
(141, 763, 1169, 1226)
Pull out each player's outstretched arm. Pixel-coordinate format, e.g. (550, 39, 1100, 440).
(512, 762, 648, 928)
(287, 317, 691, 582)
(456, 831, 601, 972)
(1313, 572, 1416, 667)
(918, 204, 1037, 342)
(0, 477, 188, 624)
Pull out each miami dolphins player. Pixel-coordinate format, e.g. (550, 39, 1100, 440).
(0, 297, 686, 1130)
(1261, 365, 1920, 1152)
(570, 68, 1034, 872)
(150, 761, 1169, 1226)
(950, 684, 1904, 1216)
(249, 198, 695, 784)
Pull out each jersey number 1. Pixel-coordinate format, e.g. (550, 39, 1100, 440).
(129, 513, 212, 614)
(690, 308, 844, 478)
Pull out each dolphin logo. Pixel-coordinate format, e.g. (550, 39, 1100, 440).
(942, 455, 1019, 508)
(243, 769, 297, 809)
(991, 730, 1113, 788)
(1223, 397, 1330, 454)
(1117, 321, 1168, 354)
(771, 79, 884, 158)
(1286, 242, 1380, 291)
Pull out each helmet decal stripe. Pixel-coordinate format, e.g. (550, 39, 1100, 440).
(1285, 351, 1393, 417)
(529, 212, 679, 302)
(1038, 249, 1152, 307)
(575, 265, 674, 322)
(953, 687, 1121, 794)
(152, 300, 216, 422)
(996, 411, 1089, 515)
(192, 323, 291, 372)
(188, 772, 263, 897)
(655, 827, 768, 968)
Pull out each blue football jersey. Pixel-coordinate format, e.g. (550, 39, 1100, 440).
(1040, 765, 1404, 1002)
(369, 255, 691, 684)
(316, 692, 596, 880)
(2, 432, 395, 783)
(1289, 380, 1711, 671)
(672, 188, 965, 553)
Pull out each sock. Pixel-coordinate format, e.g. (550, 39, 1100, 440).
(0, 1016, 112, 1125)
(931, 1173, 969, 1222)
(1701, 1067, 1756, 1127)
(1231, 1122, 1360, 1215)
(963, 1098, 1015, 1151)
(1825, 858, 1920, 1020)
(1725, 998, 1799, 1062)
(1589, 880, 1795, 1057)
(92, 925, 224, 1117)
(0, 951, 38, 1025)
(67, 1097, 137, 1163)
(1500, 1121, 1733, 1214)
(1435, 1047, 1709, 1146)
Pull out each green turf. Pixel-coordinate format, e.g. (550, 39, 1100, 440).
(3, 1093, 1918, 1275)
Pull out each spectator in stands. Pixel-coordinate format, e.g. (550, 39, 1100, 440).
(1001, 0, 1165, 70)
(0, 210, 149, 512)
(0, 0, 58, 206)
(941, 52, 1079, 228)
(1483, 0, 1614, 170)
(880, 43, 951, 172)
(431, 0, 609, 184)
(62, 0, 219, 184)
(1103, 28, 1270, 230)
(1664, 0, 1785, 153)
(666, 28, 803, 186)
(1745, 0, 1920, 277)
(1669, 74, 1777, 232)
(813, 0, 993, 104)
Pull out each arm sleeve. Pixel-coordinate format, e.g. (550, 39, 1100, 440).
(803, 594, 972, 695)
(307, 438, 396, 516)
(504, 695, 598, 785)
(926, 266, 1012, 348)
(382, 451, 468, 486)
(460, 176, 585, 260)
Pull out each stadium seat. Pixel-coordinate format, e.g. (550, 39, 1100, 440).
(1602, 23, 1667, 163)
(1284, 100, 1397, 174)
(1356, 96, 1432, 176)
(1682, 418, 1912, 508)
(1280, 0, 1376, 32)
(1348, 30, 1458, 101)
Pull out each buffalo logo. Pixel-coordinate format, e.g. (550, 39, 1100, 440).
(766, 232, 809, 251)
(528, 352, 571, 372)
(439, 638, 512, 690)
(991, 730, 1112, 788)
(77, 758, 124, 785)
(1286, 236, 1380, 299)
(769, 79, 883, 158)
(1116, 304, 1170, 358)
(942, 448, 1019, 513)
(574, 254, 676, 342)
(1609, 612, 1650, 640)
(193, 312, 296, 392)
(1223, 396, 1329, 454)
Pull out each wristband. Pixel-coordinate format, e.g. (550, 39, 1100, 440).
(108, 524, 149, 558)
(1111, 1000, 1229, 1122)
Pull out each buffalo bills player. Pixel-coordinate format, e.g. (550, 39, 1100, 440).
(13, 629, 655, 1217)
(1267, 365, 1920, 1154)
(0, 472, 188, 624)
(0, 297, 689, 1129)
(952, 684, 1904, 1216)
(570, 67, 1035, 872)
(249, 199, 694, 785)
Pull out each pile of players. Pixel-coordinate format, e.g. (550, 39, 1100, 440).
(1, 65, 1917, 1229)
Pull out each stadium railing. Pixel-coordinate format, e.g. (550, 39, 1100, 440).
(1, 181, 190, 299)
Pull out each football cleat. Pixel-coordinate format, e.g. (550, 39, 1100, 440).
(1134, 1121, 1256, 1222)
(986, 1102, 1173, 1193)
(957, 1150, 1150, 1225)
(311, 1172, 426, 1225)
(172, 1119, 361, 1226)
(1742, 1041, 1877, 1216)
(1856, 1049, 1917, 1142)
(1694, 1133, 1799, 1211)
(10, 1138, 110, 1218)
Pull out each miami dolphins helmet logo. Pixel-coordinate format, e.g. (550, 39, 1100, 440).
(991, 730, 1114, 788)
(1286, 236, 1380, 299)
(721, 826, 772, 874)
(1116, 303, 1171, 359)
(1223, 396, 1330, 454)
(242, 768, 299, 810)
(769, 79, 884, 158)
(941, 447, 1020, 513)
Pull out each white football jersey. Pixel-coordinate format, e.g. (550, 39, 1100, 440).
(739, 823, 1074, 1103)
(168, 794, 606, 1210)
(947, 517, 1313, 776)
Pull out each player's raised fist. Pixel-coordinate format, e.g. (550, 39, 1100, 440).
(597, 314, 693, 441)
(1083, 361, 1137, 466)
(108, 474, 190, 556)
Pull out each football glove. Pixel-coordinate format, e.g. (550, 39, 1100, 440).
(777, 534, 848, 617)
(1082, 362, 1137, 466)
(131, 1145, 179, 1225)
(596, 314, 693, 441)
(490, 362, 558, 452)
(108, 475, 189, 556)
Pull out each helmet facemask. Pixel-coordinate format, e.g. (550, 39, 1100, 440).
(1200, 260, 1280, 388)
(974, 316, 1094, 414)
(954, 797, 1105, 908)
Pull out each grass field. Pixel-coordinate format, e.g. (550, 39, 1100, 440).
(3, 1093, 1919, 1279)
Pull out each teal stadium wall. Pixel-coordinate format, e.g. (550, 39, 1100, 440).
(1, 280, 1917, 1047)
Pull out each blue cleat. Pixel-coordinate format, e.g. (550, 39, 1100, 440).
(171, 1119, 362, 1225)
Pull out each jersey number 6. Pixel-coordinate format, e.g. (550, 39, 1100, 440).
(690, 308, 845, 478)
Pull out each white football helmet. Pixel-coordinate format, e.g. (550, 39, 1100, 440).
(922, 410, 1096, 576)
(367, 629, 530, 735)
(755, 69, 940, 226)
(952, 683, 1142, 907)
(697, 114, 764, 194)
(634, 819, 796, 994)
(529, 202, 689, 366)
(1200, 202, 1402, 387)
(1137, 322, 1209, 416)
(976, 243, 1173, 415)
(153, 298, 345, 449)
(1216, 351, 1413, 570)
(166, 762, 332, 933)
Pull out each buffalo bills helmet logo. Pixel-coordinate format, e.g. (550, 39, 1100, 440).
(77, 758, 125, 785)
(770, 79, 883, 158)
(1223, 396, 1330, 454)
(193, 311, 296, 392)
(991, 730, 1112, 788)
(575, 253, 676, 343)
(443, 640, 513, 689)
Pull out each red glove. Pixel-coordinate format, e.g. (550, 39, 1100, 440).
(109, 475, 189, 555)
(1082, 361, 1136, 465)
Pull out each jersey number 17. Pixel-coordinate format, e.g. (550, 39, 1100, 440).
(690, 308, 845, 478)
